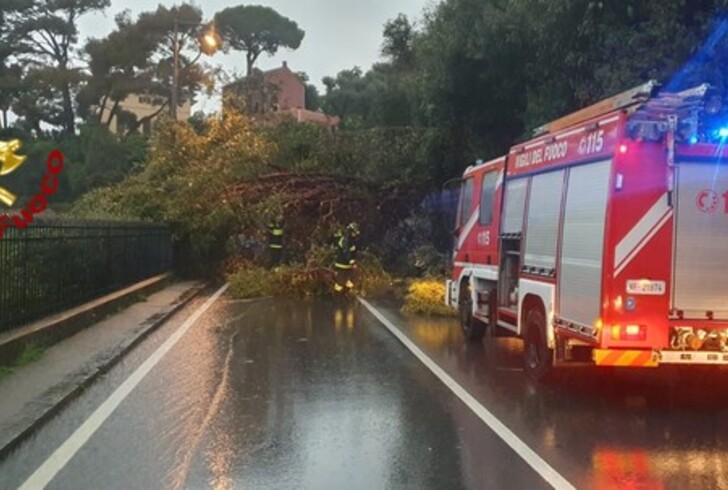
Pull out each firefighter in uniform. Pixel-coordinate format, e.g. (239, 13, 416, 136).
(267, 217, 284, 268)
(333, 222, 361, 294)
(346, 222, 360, 268)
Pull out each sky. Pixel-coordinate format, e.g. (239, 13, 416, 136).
(78, 0, 435, 113)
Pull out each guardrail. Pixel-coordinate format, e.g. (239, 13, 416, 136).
(0, 219, 172, 332)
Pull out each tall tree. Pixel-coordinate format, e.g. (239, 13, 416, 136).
(514, 0, 728, 129)
(322, 64, 414, 129)
(296, 72, 320, 111)
(214, 5, 304, 75)
(79, 4, 213, 134)
(0, 1, 26, 129)
(382, 14, 416, 68)
(10, 0, 110, 134)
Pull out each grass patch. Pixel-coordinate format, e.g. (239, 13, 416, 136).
(16, 343, 45, 366)
(0, 343, 46, 381)
(402, 278, 456, 317)
(0, 366, 13, 381)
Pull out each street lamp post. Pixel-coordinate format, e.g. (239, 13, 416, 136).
(170, 20, 221, 120)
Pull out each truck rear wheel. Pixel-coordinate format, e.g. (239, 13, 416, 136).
(523, 308, 553, 382)
(459, 283, 485, 341)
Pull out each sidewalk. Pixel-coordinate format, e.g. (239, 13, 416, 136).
(0, 280, 206, 459)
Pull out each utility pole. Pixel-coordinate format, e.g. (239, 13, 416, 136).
(168, 19, 220, 120)
(171, 18, 180, 120)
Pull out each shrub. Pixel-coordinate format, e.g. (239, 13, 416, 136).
(226, 251, 393, 299)
(71, 113, 274, 275)
(227, 263, 276, 299)
(357, 252, 394, 297)
(402, 278, 456, 317)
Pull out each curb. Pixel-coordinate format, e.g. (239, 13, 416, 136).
(0, 281, 209, 461)
(0, 274, 174, 366)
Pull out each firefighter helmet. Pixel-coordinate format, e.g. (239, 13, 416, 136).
(347, 222, 360, 237)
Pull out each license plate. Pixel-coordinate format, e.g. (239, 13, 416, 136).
(626, 280, 666, 295)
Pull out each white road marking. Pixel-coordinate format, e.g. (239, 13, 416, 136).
(358, 298, 575, 490)
(19, 284, 230, 490)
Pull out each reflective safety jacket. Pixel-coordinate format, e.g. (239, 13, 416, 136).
(349, 237, 358, 266)
(334, 235, 353, 270)
(268, 222, 284, 250)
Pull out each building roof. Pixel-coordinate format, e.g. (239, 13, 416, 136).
(223, 61, 299, 91)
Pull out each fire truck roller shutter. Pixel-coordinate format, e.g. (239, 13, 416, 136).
(559, 160, 612, 328)
(502, 178, 528, 234)
(524, 170, 565, 272)
(673, 161, 728, 318)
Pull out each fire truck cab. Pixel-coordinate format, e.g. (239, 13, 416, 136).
(446, 81, 728, 380)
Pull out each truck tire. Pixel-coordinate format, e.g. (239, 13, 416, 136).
(523, 308, 553, 382)
(459, 282, 485, 342)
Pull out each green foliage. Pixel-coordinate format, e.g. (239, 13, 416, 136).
(228, 263, 276, 298)
(215, 5, 305, 75)
(16, 343, 44, 366)
(320, 1, 728, 182)
(0, 123, 146, 204)
(0, 4, 23, 130)
(510, 0, 724, 130)
(71, 113, 273, 273)
(72, 124, 148, 195)
(8, 0, 111, 134)
(410, 245, 450, 277)
(0, 343, 45, 379)
(322, 65, 415, 129)
(227, 250, 392, 299)
(80, 4, 213, 134)
(382, 14, 416, 67)
(402, 278, 455, 317)
(297, 72, 320, 111)
(265, 121, 436, 187)
(228, 246, 333, 299)
(356, 252, 394, 297)
(376, 210, 452, 276)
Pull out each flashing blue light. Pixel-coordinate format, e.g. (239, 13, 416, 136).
(719, 127, 728, 138)
(689, 135, 699, 145)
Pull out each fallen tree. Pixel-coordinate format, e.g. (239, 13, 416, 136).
(229, 170, 418, 258)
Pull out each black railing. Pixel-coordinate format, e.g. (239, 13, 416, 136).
(0, 219, 172, 332)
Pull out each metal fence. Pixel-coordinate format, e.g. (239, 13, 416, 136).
(0, 219, 172, 332)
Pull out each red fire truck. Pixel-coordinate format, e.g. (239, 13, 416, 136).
(446, 81, 728, 380)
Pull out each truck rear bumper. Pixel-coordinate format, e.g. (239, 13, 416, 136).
(594, 349, 728, 366)
(593, 349, 659, 368)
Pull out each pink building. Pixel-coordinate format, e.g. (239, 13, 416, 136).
(265, 62, 305, 111)
(223, 62, 339, 128)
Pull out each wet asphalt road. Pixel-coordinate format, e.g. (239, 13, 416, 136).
(2, 290, 728, 489)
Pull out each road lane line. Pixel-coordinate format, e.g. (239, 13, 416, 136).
(358, 298, 575, 490)
(19, 284, 229, 490)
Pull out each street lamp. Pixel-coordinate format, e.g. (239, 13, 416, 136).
(202, 33, 222, 53)
(171, 20, 222, 120)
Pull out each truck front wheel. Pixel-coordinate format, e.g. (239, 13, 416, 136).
(523, 308, 553, 382)
(459, 282, 485, 341)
